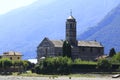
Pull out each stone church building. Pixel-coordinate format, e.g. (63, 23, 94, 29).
(37, 13, 104, 62)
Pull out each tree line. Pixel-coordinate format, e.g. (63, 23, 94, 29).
(33, 52, 120, 74)
(0, 58, 35, 75)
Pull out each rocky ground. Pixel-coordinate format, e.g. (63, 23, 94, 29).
(0, 76, 119, 80)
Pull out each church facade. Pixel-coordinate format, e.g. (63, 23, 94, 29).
(37, 13, 104, 62)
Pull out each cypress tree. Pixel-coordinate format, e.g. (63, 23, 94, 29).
(109, 48, 116, 57)
(62, 41, 72, 58)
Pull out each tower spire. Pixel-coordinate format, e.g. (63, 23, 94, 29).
(67, 9, 75, 19)
(66, 10, 77, 46)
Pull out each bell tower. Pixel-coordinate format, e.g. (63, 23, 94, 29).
(66, 11, 77, 46)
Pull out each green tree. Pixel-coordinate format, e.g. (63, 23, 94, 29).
(0, 59, 2, 68)
(111, 52, 120, 64)
(13, 60, 23, 73)
(62, 41, 72, 58)
(24, 61, 35, 70)
(1, 58, 12, 74)
(34, 65, 41, 74)
(12, 60, 34, 73)
(36, 57, 72, 74)
(97, 59, 112, 71)
(23, 60, 29, 72)
(109, 48, 116, 57)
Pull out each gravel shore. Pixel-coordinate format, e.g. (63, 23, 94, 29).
(0, 76, 119, 80)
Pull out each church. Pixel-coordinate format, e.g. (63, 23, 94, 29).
(37, 13, 104, 62)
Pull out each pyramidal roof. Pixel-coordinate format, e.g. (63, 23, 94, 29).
(67, 15, 75, 19)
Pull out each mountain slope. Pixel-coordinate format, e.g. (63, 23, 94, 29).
(0, 0, 120, 59)
(79, 4, 120, 54)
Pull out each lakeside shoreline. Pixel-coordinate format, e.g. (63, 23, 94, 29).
(0, 73, 119, 80)
(0, 75, 119, 80)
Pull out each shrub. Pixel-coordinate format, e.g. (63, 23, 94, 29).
(36, 57, 72, 74)
(34, 65, 41, 74)
(111, 52, 120, 64)
(97, 59, 112, 71)
(0, 58, 12, 74)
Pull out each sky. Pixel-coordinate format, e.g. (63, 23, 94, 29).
(0, 0, 120, 59)
(0, 0, 119, 15)
(0, 0, 37, 15)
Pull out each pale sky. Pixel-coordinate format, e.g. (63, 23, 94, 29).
(0, 0, 37, 15)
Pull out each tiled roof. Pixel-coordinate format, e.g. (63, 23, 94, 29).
(42, 37, 103, 48)
(78, 41, 103, 47)
(3, 51, 22, 56)
(50, 40, 103, 47)
(51, 40, 64, 47)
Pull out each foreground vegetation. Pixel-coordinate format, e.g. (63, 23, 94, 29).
(0, 58, 35, 75)
(34, 57, 72, 74)
(0, 52, 120, 75)
(33, 53, 120, 75)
